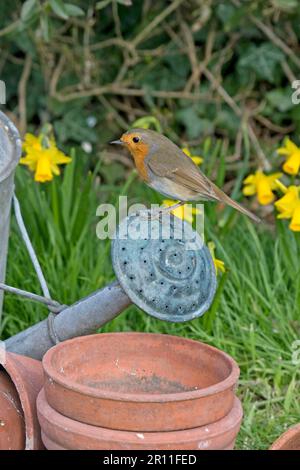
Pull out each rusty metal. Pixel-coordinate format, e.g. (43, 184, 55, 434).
(0, 351, 44, 449)
(37, 389, 242, 450)
(42, 332, 240, 432)
(270, 424, 300, 450)
(112, 212, 216, 322)
(0, 111, 22, 319)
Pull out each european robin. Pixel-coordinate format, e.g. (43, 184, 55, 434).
(111, 128, 260, 223)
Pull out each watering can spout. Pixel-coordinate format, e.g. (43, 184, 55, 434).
(5, 281, 130, 360)
(4, 213, 216, 360)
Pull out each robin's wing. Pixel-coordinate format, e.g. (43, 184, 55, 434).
(145, 147, 219, 201)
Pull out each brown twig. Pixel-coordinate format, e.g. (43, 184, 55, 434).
(53, 85, 212, 102)
(132, 0, 185, 47)
(254, 114, 295, 135)
(251, 16, 300, 70)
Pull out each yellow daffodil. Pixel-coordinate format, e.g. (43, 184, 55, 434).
(20, 132, 71, 183)
(275, 185, 300, 231)
(182, 147, 203, 165)
(277, 138, 300, 175)
(208, 241, 226, 275)
(162, 199, 201, 224)
(243, 171, 282, 205)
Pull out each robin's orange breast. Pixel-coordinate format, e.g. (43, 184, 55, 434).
(130, 143, 149, 182)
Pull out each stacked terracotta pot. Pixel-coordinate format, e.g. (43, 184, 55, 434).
(270, 424, 300, 450)
(37, 333, 242, 450)
(0, 352, 44, 450)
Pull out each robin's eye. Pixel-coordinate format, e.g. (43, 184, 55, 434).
(132, 136, 140, 143)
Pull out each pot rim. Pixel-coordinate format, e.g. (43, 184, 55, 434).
(43, 332, 240, 403)
(270, 423, 300, 450)
(38, 389, 243, 444)
(0, 352, 43, 450)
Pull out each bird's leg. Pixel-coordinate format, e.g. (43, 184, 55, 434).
(159, 201, 185, 215)
(143, 201, 185, 220)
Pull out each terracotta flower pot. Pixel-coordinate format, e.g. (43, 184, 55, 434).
(0, 351, 44, 450)
(43, 333, 240, 432)
(37, 389, 243, 450)
(0, 371, 25, 449)
(270, 424, 300, 450)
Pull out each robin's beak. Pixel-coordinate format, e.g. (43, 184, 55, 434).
(110, 139, 124, 145)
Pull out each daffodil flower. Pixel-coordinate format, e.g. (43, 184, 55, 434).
(275, 185, 300, 232)
(277, 138, 300, 175)
(182, 147, 203, 165)
(243, 171, 282, 205)
(162, 199, 201, 224)
(20, 132, 71, 183)
(208, 241, 226, 275)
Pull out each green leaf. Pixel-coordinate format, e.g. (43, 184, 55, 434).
(64, 4, 85, 17)
(271, 0, 298, 11)
(96, 0, 112, 10)
(117, 0, 132, 5)
(266, 88, 294, 112)
(216, 3, 247, 31)
(21, 0, 37, 22)
(238, 43, 284, 83)
(40, 14, 50, 41)
(176, 107, 214, 139)
(49, 0, 69, 19)
(131, 116, 162, 132)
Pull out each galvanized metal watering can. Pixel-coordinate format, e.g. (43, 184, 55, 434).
(0, 112, 22, 318)
(0, 111, 217, 360)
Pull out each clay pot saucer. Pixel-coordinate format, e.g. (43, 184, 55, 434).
(0, 352, 44, 450)
(43, 332, 240, 432)
(270, 424, 300, 450)
(38, 389, 243, 450)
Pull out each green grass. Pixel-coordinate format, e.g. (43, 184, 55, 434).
(1, 142, 300, 450)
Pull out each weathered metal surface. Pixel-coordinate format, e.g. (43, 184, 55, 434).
(37, 389, 242, 450)
(270, 424, 300, 450)
(0, 351, 44, 450)
(5, 281, 131, 359)
(5, 213, 217, 360)
(42, 332, 240, 432)
(0, 111, 22, 318)
(112, 212, 217, 322)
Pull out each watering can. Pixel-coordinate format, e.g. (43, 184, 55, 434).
(0, 111, 217, 361)
(0, 112, 22, 319)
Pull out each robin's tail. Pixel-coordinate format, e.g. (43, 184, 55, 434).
(213, 185, 261, 224)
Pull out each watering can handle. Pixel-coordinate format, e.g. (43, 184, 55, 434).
(12, 194, 55, 305)
(0, 282, 65, 313)
(1, 193, 67, 344)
